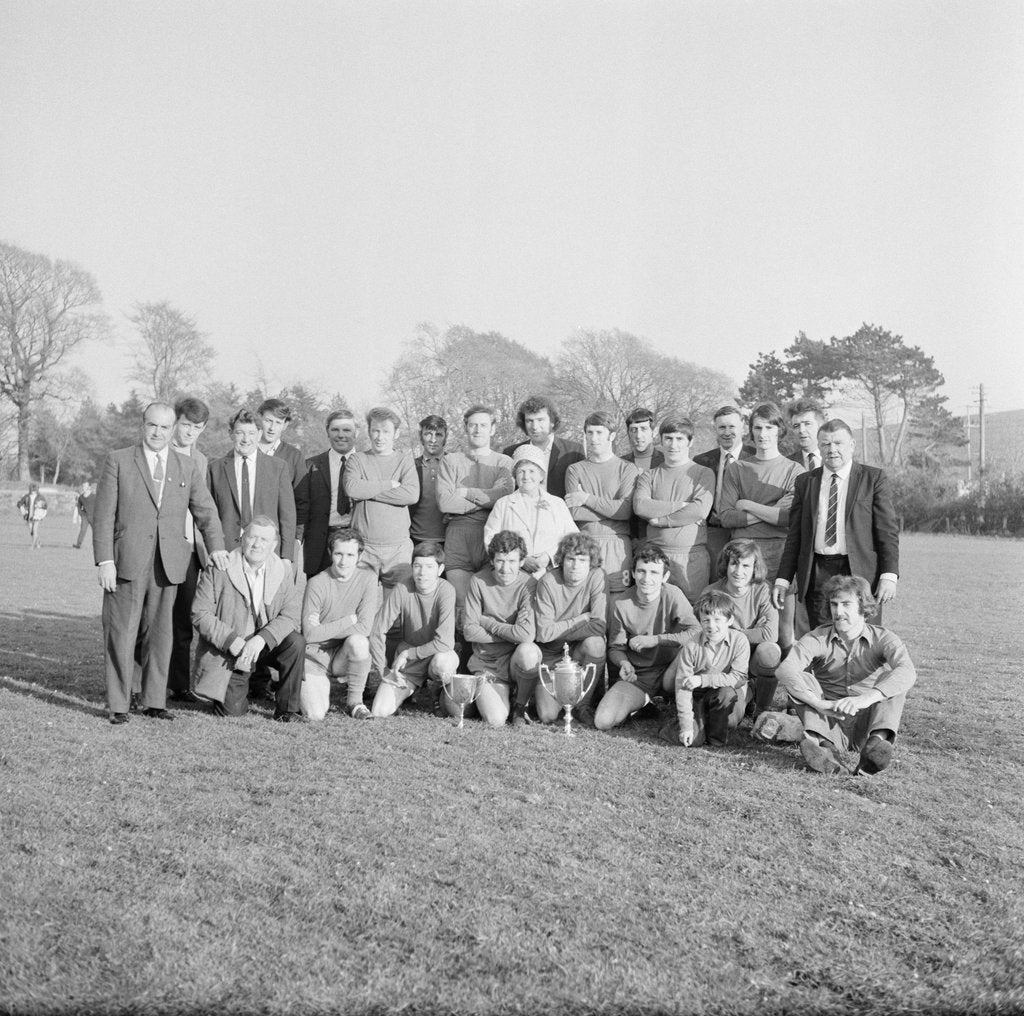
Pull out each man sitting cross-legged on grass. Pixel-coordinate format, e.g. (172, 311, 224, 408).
(370, 541, 459, 718)
(700, 538, 781, 719)
(775, 574, 917, 776)
(460, 530, 541, 727)
(192, 516, 304, 721)
(300, 528, 379, 721)
(669, 589, 750, 747)
(533, 533, 607, 727)
(595, 543, 699, 731)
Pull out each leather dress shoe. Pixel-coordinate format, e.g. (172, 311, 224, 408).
(110, 713, 129, 725)
(142, 707, 175, 721)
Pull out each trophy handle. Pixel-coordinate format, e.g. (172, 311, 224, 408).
(537, 663, 553, 698)
(581, 662, 598, 700)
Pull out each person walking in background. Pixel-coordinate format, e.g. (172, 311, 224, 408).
(73, 482, 95, 549)
(17, 482, 47, 549)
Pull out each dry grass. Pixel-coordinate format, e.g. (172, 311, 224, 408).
(1, 517, 1023, 1015)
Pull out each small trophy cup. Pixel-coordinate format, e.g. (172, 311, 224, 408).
(441, 672, 487, 729)
(538, 644, 597, 737)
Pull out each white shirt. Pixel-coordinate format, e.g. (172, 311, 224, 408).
(329, 449, 348, 526)
(233, 453, 257, 515)
(259, 439, 280, 456)
(173, 442, 195, 544)
(814, 461, 852, 555)
(802, 450, 821, 472)
(241, 559, 267, 630)
(147, 449, 168, 505)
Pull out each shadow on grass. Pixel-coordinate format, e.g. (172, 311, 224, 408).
(0, 675, 107, 719)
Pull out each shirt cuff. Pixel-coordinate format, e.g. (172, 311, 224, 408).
(879, 573, 897, 584)
(98, 560, 114, 567)
(774, 578, 790, 589)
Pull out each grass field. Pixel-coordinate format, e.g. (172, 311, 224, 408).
(2, 513, 1023, 1015)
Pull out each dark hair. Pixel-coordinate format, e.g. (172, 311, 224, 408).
(327, 527, 364, 553)
(749, 402, 787, 437)
(366, 406, 402, 430)
(516, 395, 560, 433)
(419, 415, 448, 433)
(695, 589, 736, 620)
(712, 405, 744, 422)
(228, 408, 259, 431)
(325, 409, 357, 430)
(717, 539, 768, 584)
(554, 532, 602, 568)
(787, 398, 825, 422)
(464, 404, 495, 424)
(625, 408, 655, 427)
(658, 415, 694, 439)
(823, 574, 876, 617)
(412, 540, 445, 565)
(632, 542, 669, 573)
(584, 411, 617, 431)
(174, 396, 210, 424)
(818, 418, 854, 440)
(256, 398, 293, 422)
(487, 530, 527, 561)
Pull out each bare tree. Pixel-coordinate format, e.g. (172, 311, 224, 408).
(553, 329, 737, 430)
(0, 241, 109, 480)
(127, 300, 215, 400)
(383, 324, 554, 449)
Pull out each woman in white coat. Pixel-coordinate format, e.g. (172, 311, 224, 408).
(483, 445, 577, 579)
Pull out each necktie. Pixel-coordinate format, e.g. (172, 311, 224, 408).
(336, 455, 350, 515)
(824, 473, 839, 547)
(716, 452, 733, 510)
(808, 452, 820, 471)
(240, 457, 252, 528)
(152, 455, 164, 505)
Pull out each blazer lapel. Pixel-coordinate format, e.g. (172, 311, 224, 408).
(844, 463, 863, 524)
(224, 456, 241, 513)
(134, 446, 159, 509)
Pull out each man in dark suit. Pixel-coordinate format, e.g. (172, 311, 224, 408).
(502, 395, 582, 498)
(208, 408, 297, 561)
(93, 401, 228, 724)
(256, 398, 307, 487)
(773, 419, 899, 629)
(785, 398, 826, 472)
(294, 409, 359, 579)
(693, 405, 755, 576)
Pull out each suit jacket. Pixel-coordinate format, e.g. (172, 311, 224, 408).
(92, 444, 225, 583)
(693, 446, 756, 526)
(191, 549, 301, 702)
(294, 450, 344, 578)
(777, 462, 900, 598)
(207, 450, 297, 561)
(265, 440, 307, 487)
(622, 449, 665, 470)
(502, 436, 584, 498)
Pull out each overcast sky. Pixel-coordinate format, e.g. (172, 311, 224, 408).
(2, 0, 1021, 421)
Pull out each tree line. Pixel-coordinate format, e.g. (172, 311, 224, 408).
(2, 238, 993, 536)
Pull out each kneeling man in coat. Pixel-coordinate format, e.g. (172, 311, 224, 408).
(192, 515, 305, 720)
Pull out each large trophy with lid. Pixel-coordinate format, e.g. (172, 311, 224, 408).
(538, 644, 597, 737)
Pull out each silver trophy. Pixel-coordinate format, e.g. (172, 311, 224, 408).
(538, 644, 597, 737)
(441, 672, 487, 729)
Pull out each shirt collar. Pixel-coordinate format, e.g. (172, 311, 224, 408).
(242, 559, 265, 580)
(234, 450, 256, 462)
(824, 460, 854, 481)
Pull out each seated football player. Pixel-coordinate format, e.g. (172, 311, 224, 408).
(370, 541, 459, 718)
(775, 574, 917, 776)
(460, 530, 541, 727)
(533, 532, 607, 726)
(300, 528, 379, 721)
(595, 543, 699, 731)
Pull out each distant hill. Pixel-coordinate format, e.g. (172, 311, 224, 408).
(952, 408, 1024, 480)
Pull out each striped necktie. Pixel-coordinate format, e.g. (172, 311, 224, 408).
(824, 473, 839, 547)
